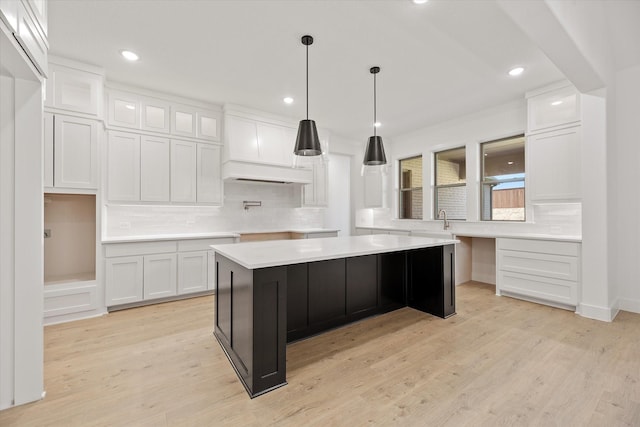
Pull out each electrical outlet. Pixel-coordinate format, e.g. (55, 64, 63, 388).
(44, 229, 51, 238)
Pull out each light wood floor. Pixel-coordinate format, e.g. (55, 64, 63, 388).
(1, 282, 639, 426)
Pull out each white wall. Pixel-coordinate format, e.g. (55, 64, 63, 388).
(614, 64, 640, 313)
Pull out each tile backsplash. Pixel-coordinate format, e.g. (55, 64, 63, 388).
(104, 181, 324, 237)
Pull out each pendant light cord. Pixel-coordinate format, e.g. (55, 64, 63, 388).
(373, 72, 377, 138)
(306, 42, 309, 120)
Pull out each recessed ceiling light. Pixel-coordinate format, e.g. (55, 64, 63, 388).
(551, 100, 563, 106)
(283, 97, 294, 104)
(508, 67, 524, 76)
(508, 161, 514, 165)
(374, 122, 381, 128)
(412, 0, 429, 4)
(120, 50, 139, 61)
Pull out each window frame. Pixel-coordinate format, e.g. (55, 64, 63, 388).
(480, 134, 526, 222)
(398, 155, 423, 220)
(433, 146, 467, 221)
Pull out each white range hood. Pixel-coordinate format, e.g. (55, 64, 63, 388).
(222, 160, 312, 184)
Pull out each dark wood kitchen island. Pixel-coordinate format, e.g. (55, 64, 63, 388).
(211, 234, 458, 398)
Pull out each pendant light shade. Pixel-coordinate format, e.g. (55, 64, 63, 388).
(363, 66, 387, 166)
(363, 136, 387, 165)
(294, 35, 322, 156)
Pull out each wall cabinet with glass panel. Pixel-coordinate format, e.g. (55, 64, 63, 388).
(434, 147, 466, 220)
(399, 156, 423, 219)
(481, 135, 526, 221)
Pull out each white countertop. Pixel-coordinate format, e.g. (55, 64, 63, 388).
(102, 232, 240, 244)
(356, 226, 581, 243)
(211, 234, 459, 269)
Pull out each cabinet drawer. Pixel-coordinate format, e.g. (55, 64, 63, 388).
(498, 271, 577, 306)
(104, 241, 177, 257)
(497, 238, 579, 257)
(178, 238, 236, 252)
(498, 250, 578, 281)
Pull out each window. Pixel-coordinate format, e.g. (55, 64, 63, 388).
(434, 147, 466, 220)
(399, 156, 423, 219)
(481, 135, 525, 221)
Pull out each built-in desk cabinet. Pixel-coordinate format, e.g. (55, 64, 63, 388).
(496, 238, 580, 309)
(105, 236, 237, 308)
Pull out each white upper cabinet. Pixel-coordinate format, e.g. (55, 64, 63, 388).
(140, 135, 170, 202)
(107, 89, 219, 141)
(527, 83, 580, 134)
(225, 115, 260, 162)
(108, 91, 140, 129)
(43, 112, 54, 188)
(171, 105, 196, 137)
(197, 111, 220, 141)
(303, 162, 328, 207)
(26, 0, 46, 36)
(171, 140, 197, 203)
(53, 115, 99, 189)
(107, 131, 140, 201)
(527, 127, 581, 201)
(141, 98, 171, 134)
(45, 61, 104, 118)
(196, 143, 222, 204)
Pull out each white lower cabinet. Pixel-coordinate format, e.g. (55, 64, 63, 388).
(178, 251, 208, 294)
(143, 254, 177, 299)
(105, 256, 143, 306)
(496, 238, 580, 308)
(104, 236, 237, 307)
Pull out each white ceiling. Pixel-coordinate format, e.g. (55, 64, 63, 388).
(48, 0, 567, 142)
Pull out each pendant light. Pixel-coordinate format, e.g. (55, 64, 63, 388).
(294, 35, 322, 156)
(363, 66, 387, 165)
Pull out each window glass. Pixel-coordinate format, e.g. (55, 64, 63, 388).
(481, 135, 525, 221)
(434, 147, 466, 220)
(399, 156, 423, 219)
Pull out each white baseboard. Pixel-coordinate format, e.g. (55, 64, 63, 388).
(578, 302, 619, 322)
(618, 297, 640, 314)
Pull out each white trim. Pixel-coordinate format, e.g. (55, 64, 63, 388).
(577, 302, 619, 322)
(618, 297, 640, 314)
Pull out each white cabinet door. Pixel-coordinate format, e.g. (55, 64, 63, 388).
(140, 135, 170, 202)
(107, 131, 140, 201)
(141, 97, 171, 134)
(105, 256, 143, 306)
(528, 85, 580, 134)
(178, 251, 208, 294)
(196, 143, 222, 204)
(54, 115, 98, 189)
(197, 111, 220, 141)
(171, 105, 196, 138)
(108, 91, 140, 129)
(43, 112, 54, 187)
(225, 115, 259, 162)
(143, 253, 177, 300)
(49, 64, 102, 117)
(303, 162, 328, 206)
(528, 126, 581, 201)
(171, 140, 196, 202)
(15, 1, 47, 75)
(257, 122, 289, 166)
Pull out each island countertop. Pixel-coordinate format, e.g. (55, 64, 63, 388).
(211, 234, 459, 269)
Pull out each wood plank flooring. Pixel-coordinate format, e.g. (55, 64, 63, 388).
(1, 282, 639, 426)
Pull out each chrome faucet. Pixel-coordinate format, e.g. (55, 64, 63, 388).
(438, 209, 450, 230)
